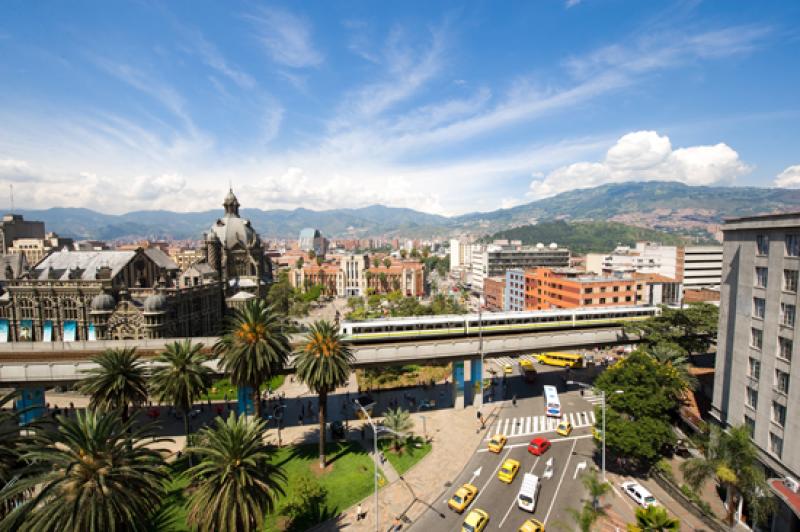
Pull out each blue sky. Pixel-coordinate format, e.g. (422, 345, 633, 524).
(0, 0, 798, 215)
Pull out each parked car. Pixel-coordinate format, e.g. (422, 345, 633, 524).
(621, 481, 658, 508)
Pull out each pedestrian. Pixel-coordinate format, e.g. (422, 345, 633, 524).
(298, 413, 303, 426)
(393, 516, 401, 530)
(512, 394, 517, 407)
(356, 503, 363, 521)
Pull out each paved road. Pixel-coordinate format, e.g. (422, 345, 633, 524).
(413, 368, 600, 532)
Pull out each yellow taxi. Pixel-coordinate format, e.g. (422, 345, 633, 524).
(462, 508, 489, 532)
(518, 517, 545, 532)
(448, 483, 479, 513)
(487, 434, 507, 453)
(592, 426, 603, 441)
(519, 359, 534, 370)
(503, 364, 513, 375)
(497, 458, 520, 483)
(556, 419, 573, 437)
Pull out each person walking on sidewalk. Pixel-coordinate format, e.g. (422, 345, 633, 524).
(356, 503, 363, 521)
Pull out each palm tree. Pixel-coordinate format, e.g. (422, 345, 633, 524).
(383, 407, 413, 451)
(294, 320, 354, 468)
(567, 501, 606, 532)
(214, 299, 292, 419)
(648, 343, 698, 394)
(0, 410, 169, 532)
(627, 505, 680, 531)
(681, 424, 773, 526)
(383, 257, 391, 268)
(581, 470, 611, 510)
(372, 257, 380, 268)
(150, 339, 213, 441)
(77, 347, 148, 423)
(186, 413, 286, 532)
(0, 391, 35, 520)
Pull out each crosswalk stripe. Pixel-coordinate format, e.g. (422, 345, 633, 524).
(485, 410, 597, 440)
(525, 416, 531, 433)
(589, 411, 596, 424)
(503, 418, 510, 435)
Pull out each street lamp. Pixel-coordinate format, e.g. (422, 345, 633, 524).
(567, 380, 623, 482)
(354, 399, 380, 532)
(478, 295, 485, 406)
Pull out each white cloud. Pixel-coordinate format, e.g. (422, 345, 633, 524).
(775, 165, 800, 188)
(565, 0, 582, 8)
(247, 7, 323, 68)
(528, 131, 751, 199)
(189, 32, 255, 89)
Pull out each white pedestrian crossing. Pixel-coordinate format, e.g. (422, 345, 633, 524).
(486, 409, 596, 440)
(583, 392, 604, 405)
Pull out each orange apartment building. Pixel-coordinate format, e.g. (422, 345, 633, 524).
(523, 267, 636, 310)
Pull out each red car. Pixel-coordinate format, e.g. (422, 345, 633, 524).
(528, 437, 551, 456)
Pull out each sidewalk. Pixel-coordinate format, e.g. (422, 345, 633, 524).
(314, 400, 505, 532)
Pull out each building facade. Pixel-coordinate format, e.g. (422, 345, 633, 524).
(9, 232, 73, 265)
(483, 276, 505, 310)
(523, 268, 636, 310)
(469, 241, 570, 292)
(711, 212, 800, 530)
(504, 268, 526, 311)
(683, 245, 724, 289)
(0, 214, 45, 255)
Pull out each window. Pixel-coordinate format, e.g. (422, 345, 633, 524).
(748, 357, 761, 379)
(755, 267, 768, 288)
(781, 303, 796, 328)
(584, 298, 592, 305)
(772, 402, 787, 427)
(775, 369, 790, 394)
(787, 234, 800, 257)
(599, 298, 606, 304)
(753, 297, 766, 319)
(584, 287, 593, 294)
(785, 270, 798, 293)
(612, 297, 619, 303)
(751, 328, 763, 350)
(746, 386, 758, 409)
(744, 415, 756, 438)
(778, 337, 793, 361)
(613, 286, 619, 292)
(756, 234, 769, 256)
(770, 433, 783, 458)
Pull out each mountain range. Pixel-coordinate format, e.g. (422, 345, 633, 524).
(12, 181, 800, 242)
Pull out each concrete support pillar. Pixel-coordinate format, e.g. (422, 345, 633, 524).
(16, 386, 45, 425)
(237, 386, 255, 416)
(452, 360, 466, 409)
(471, 358, 484, 408)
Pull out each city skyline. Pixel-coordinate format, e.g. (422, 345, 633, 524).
(1, 1, 799, 216)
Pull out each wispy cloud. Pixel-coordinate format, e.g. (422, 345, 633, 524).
(247, 7, 323, 68)
(185, 30, 255, 89)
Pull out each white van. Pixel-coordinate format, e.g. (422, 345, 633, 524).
(517, 473, 540, 512)
(621, 481, 658, 508)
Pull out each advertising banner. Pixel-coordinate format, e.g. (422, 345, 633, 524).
(88, 323, 96, 341)
(17, 387, 45, 425)
(20, 319, 33, 341)
(0, 320, 7, 343)
(237, 386, 255, 415)
(43, 320, 53, 342)
(63, 321, 76, 342)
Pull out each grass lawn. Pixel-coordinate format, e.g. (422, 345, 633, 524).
(154, 441, 383, 532)
(202, 375, 286, 401)
(378, 436, 432, 475)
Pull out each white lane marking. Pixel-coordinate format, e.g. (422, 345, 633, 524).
(543, 438, 578, 524)
(476, 434, 592, 452)
(589, 411, 596, 424)
(525, 416, 531, 434)
(498, 456, 541, 529)
(503, 418, 510, 435)
(470, 447, 511, 506)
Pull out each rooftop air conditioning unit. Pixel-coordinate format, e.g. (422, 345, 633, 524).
(784, 477, 800, 493)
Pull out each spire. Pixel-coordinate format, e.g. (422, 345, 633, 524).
(223, 188, 240, 218)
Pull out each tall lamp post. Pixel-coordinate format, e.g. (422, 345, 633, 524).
(478, 295, 485, 405)
(567, 380, 623, 482)
(354, 399, 379, 532)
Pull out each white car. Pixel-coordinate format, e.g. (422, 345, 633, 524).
(620, 481, 658, 508)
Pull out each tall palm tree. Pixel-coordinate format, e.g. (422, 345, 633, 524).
(150, 339, 213, 441)
(627, 505, 680, 531)
(77, 347, 148, 423)
(383, 407, 414, 451)
(567, 501, 606, 532)
(648, 343, 698, 394)
(214, 299, 292, 419)
(186, 413, 286, 532)
(581, 470, 611, 511)
(0, 391, 36, 520)
(294, 320, 354, 468)
(681, 424, 773, 526)
(0, 410, 169, 532)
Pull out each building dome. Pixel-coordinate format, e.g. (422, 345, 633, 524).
(208, 189, 260, 250)
(143, 293, 168, 313)
(90, 292, 115, 312)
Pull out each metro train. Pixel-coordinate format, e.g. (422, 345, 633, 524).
(339, 305, 659, 343)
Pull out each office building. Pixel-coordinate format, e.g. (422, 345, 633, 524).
(9, 232, 73, 265)
(504, 268, 526, 311)
(710, 212, 800, 530)
(483, 277, 505, 310)
(523, 268, 636, 310)
(470, 241, 570, 292)
(0, 214, 45, 255)
(683, 245, 723, 289)
(298, 228, 328, 256)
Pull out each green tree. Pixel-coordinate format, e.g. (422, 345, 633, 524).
(410, 248, 420, 259)
(422, 246, 430, 258)
(268, 270, 295, 315)
(648, 342, 698, 394)
(214, 299, 292, 419)
(308, 250, 316, 260)
(581, 469, 611, 510)
(378, 272, 388, 291)
(681, 425, 774, 526)
(149, 339, 213, 441)
(294, 320, 354, 468)
(383, 257, 391, 268)
(295, 257, 304, 269)
(315, 255, 323, 266)
(279, 471, 328, 530)
(77, 347, 148, 423)
(627, 505, 680, 531)
(0, 410, 169, 532)
(372, 256, 380, 268)
(186, 413, 286, 532)
(392, 278, 401, 292)
(382, 407, 413, 451)
(567, 500, 606, 532)
(625, 303, 719, 356)
(399, 249, 408, 259)
(0, 391, 35, 520)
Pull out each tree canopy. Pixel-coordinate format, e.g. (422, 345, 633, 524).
(625, 303, 719, 356)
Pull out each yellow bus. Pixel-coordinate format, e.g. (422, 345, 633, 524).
(535, 352, 584, 368)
